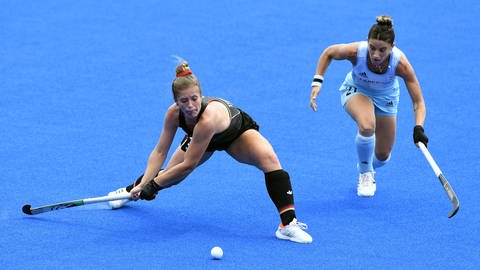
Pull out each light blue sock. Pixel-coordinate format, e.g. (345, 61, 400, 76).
(355, 133, 375, 173)
(373, 154, 390, 169)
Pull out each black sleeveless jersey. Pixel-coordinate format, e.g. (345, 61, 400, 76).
(178, 96, 257, 151)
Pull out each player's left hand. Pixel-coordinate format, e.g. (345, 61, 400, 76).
(139, 179, 161, 201)
(413, 125, 429, 147)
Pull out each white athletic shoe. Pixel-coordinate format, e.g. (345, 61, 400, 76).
(108, 187, 130, 209)
(357, 172, 376, 197)
(275, 218, 313, 244)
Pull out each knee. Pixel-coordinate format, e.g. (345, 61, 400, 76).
(358, 121, 375, 136)
(265, 152, 281, 166)
(260, 152, 282, 172)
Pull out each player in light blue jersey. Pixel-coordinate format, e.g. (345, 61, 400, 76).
(309, 15, 429, 197)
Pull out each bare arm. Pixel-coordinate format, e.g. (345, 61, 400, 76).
(310, 42, 360, 111)
(396, 53, 426, 126)
(137, 104, 179, 187)
(149, 102, 228, 188)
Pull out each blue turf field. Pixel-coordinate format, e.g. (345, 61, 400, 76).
(1, 1, 480, 269)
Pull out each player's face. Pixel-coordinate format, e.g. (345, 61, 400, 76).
(176, 85, 202, 119)
(367, 39, 393, 64)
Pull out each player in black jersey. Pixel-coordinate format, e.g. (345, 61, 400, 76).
(107, 61, 312, 243)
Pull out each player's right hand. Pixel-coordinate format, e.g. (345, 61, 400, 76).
(310, 97, 317, 112)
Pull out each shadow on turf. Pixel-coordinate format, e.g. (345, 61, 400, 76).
(20, 203, 272, 243)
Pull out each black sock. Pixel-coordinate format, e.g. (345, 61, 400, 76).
(265, 169, 296, 226)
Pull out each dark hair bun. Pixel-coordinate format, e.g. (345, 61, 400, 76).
(376, 15, 393, 28)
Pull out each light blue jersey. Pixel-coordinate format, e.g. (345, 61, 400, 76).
(340, 41, 403, 116)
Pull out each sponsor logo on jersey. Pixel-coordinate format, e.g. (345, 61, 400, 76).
(359, 71, 368, 78)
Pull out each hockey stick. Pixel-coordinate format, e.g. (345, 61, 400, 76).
(417, 142, 460, 218)
(22, 192, 131, 215)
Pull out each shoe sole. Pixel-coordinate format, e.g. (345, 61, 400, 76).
(357, 185, 376, 197)
(357, 189, 376, 197)
(275, 230, 312, 244)
(357, 193, 375, 197)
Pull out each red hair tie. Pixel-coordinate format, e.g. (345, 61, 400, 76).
(176, 70, 192, 77)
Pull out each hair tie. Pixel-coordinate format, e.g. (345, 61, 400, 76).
(176, 70, 193, 77)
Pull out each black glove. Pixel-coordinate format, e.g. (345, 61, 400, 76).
(413, 125, 429, 147)
(140, 179, 162, 201)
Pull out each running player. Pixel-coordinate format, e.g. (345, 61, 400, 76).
(309, 15, 429, 197)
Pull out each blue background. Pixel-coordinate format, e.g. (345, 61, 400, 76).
(1, 1, 479, 269)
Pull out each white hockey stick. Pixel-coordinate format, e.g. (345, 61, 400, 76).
(417, 142, 459, 218)
(22, 192, 131, 215)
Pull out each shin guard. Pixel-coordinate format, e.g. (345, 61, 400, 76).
(265, 169, 296, 225)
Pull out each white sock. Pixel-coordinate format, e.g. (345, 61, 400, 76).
(373, 154, 390, 169)
(355, 133, 375, 173)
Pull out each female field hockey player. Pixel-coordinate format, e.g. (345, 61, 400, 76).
(108, 61, 312, 243)
(309, 15, 429, 197)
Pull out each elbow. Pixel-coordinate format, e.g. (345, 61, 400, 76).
(323, 45, 337, 59)
(414, 99, 426, 111)
(413, 101, 427, 119)
(184, 166, 195, 175)
(181, 162, 197, 175)
(320, 48, 331, 62)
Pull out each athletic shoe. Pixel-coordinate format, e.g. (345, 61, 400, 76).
(357, 172, 376, 197)
(108, 187, 130, 209)
(275, 218, 313, 244)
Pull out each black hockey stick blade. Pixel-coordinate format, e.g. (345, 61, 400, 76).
(22, 204, 33, 215)
(21, 193, 131, 215)
(22, 200, 85, 215)
(439, 174, 460, 218)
